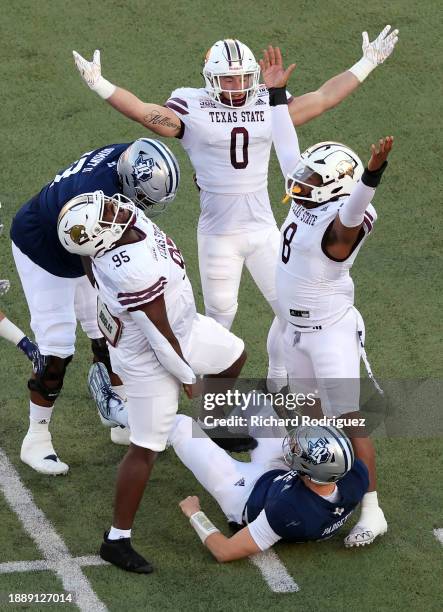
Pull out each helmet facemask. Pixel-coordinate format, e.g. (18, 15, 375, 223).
(204, 69, 260, 108)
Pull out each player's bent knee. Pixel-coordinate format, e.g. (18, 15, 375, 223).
(28, 355, 73, 402)
(169, 414, 193, 446)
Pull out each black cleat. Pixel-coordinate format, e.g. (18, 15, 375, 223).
(100, 532, 154, 574)
(209, 428, 258, 453)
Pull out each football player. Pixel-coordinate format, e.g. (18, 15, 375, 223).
(57, 190, 249, 573)
(174, 416, 368, 561)
(0, 205, 45, 373)
(72, 26, 399, 395)
(262, 46, 393, 547)
(10, 138, 179, 475)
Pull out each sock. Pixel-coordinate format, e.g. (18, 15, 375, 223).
(111, 385, 127, 402)
(266, 317, 287, 390)
(29, 402, 53, 429)
(108, 526, 131, 540)
(361, 491, 379, 509)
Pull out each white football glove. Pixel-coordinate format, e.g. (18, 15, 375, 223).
(362, 25, 399, 66)
(349, 24, 399, 82)
(72, 49, 116, 99)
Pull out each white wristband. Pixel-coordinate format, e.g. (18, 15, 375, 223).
(189, 511, 220, 543)
(348, 57, 376, 82)
(0, 317, 25, 345)
(94, 76, 116, 100)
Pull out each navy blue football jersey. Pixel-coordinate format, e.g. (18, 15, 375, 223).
(11, 144, 128, 278)
(245, 459, 369, 542)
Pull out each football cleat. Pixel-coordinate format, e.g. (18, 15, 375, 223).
(344, 508, 388, 548)
(210, 428, 258, 453)
(110, 426, 131, 446)
(20, 430, 69, 475)
(100, 531, 154, 574)
(88, 362, 128, 428)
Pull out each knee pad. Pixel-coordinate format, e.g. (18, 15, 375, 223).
(28, 355, 73, 402)
(91, 337, 112, 372)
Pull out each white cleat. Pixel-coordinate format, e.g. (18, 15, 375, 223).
(344, 508, 388, 548)
(20, 431, 69, 476)
(110, 426, 131, 446)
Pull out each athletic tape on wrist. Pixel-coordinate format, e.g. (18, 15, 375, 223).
(0, 317, 25, 345)
(349, 57, 376, 82)
(94, 77, 116, 100)
(189, 511, 220, 543)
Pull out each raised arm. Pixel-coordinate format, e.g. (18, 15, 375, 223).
(72, 50, 182, 137)
(286, 25, 399, 126)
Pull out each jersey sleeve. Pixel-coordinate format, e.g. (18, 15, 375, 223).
(165, 88, 192, 127)
(247, 509, 282, 551)
(340, 459, 369, 503)
(109, 245, 168, 312)
(363, 203, 377, 235)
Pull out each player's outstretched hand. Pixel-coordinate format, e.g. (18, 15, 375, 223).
(367, 136, 394, 171)
(179, 496, 201, 518)
(259, 45, 296, 89)
(73, 49, 103, 90)
(362, 25, 399, 66)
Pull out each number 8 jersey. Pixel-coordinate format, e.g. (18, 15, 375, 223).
(276, 196, 377, 330)
(165, 86, 291, 235)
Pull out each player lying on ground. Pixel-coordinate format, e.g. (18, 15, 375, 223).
(261, 45, 393, 546)
(174, 415, 368, 561)
(0, 205, 45, 374)
(58, 190, 254, 573)
(72, 26, 398, 398)
(10, 138, 178, 474)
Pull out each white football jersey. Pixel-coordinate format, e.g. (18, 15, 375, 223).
(166, 85, 289, 234)
(276, 198, 377, 330)
(92, 214, 196, 364)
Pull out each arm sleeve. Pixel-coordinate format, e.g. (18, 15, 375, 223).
(129, 309, 196, 384)
(338, 180, 376, 228)
(247, 509, 282, 551)
(271, 104, 302, 178)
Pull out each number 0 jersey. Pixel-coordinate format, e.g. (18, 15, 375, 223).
(277, 191, 377, 329)
(11, 144, 127, 278)
(92, 213, 196, 372)
(165, 86, 290, 235)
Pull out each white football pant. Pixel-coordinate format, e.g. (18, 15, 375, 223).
(170, 414, 288, 523)
(284, 307, 365, 416)
(198, 226, 286, 378)
(12, 242, 101, 357)
(109, 314, 245, 452)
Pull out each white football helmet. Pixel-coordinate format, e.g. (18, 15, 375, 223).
(283, 425, 354, 484)
(57, 191, 136, 257)
(286, 142, 364, 205)
(118, 138, 180, 217)
(203, 39, 260, 107)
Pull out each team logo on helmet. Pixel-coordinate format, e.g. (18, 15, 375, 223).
(133, 153, 155, 183)
(306, 437, 334, 465)
(336, 160, 354, 178)
(65, 224, 89, 245)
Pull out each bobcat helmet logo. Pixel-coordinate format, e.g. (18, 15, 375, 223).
(306, 437, 334, 465)
(336, 160, 354, 179)
(65, 225, 89, 245)
(133, 152, 155, 183)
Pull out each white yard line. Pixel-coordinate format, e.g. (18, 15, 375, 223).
(0, 556, 108, 574)
(249, 549, 300, 592)
(433, 528, 443, 545)
(0, 448, 108, 612)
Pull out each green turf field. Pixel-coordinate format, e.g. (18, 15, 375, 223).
(0, 0, 442, 610)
